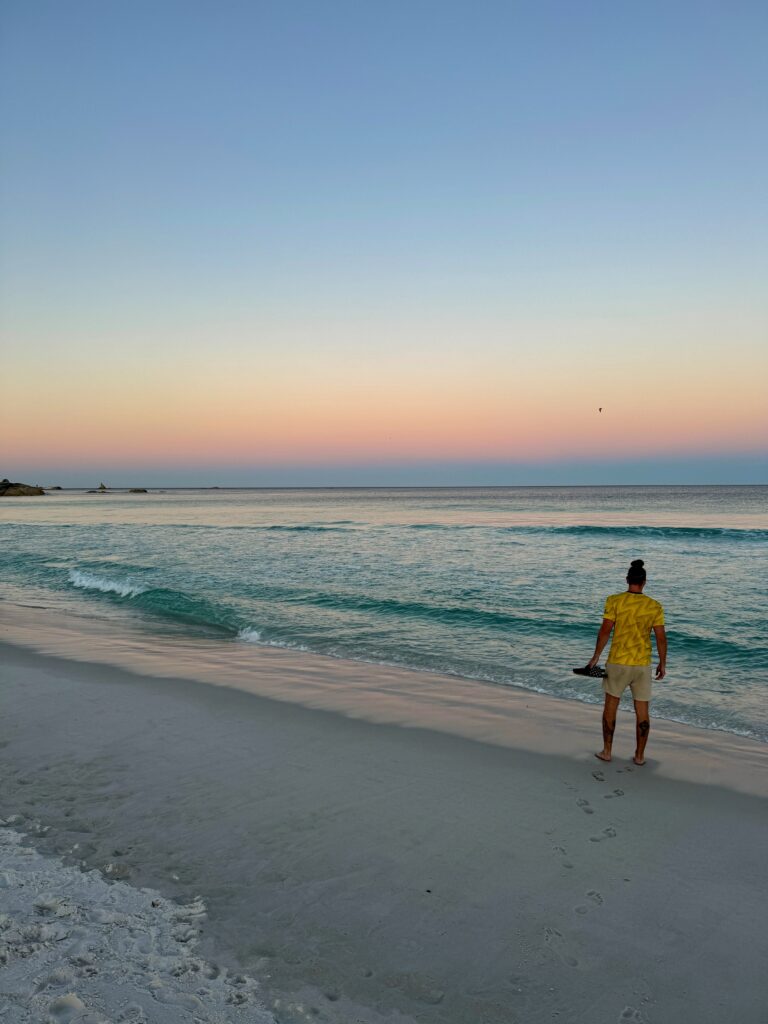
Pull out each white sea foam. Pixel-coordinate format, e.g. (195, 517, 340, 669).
(236, 627, 311, 653)
(0, 825, 275, 1023)
(68, 571, 147, 599)
(237, 627, 262, 643)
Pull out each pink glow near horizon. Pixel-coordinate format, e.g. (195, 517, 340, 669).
(5, 392, 766, 468)
(4, 319, 766, 471)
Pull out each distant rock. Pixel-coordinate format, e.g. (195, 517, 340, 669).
(0, 478, 45, 496)
(49, 485, 63, 490)
(98, 482, 108, 490)
(129, 488, 148, 493)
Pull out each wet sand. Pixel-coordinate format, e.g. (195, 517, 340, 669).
(1, 630, 766, 1023)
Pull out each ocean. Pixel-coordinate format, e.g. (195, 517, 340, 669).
(1, 485, 766, 741)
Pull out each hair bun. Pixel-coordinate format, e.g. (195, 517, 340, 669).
(630, 559, 644, 569)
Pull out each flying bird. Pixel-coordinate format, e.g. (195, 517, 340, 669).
(598, 407, 603, 413)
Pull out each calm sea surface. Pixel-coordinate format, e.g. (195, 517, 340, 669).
(1, 486, 766, 740)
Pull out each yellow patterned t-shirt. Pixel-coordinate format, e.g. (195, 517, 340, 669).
(603, 592, 665, 666)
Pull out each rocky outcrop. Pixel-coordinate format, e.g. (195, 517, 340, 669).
(0, 478, 45, 496)
(129, 488, 148, 493)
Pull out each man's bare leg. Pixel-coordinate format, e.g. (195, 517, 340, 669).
(596, 694, 620, 762)
(633, 700, 650, 765)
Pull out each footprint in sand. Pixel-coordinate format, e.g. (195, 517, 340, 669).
(591, 770, 605, 782)
(553, 845, 575, 869)
(589, 827, 617, 843)
(576, 799, 594, 815)
(48, 994, 86, 1019)
(117, 1005, 147, 1022)
(117, 1003, 147, 1019)
(543, 927, 579, 968)
(618, 1007, 645, 1023)
(575, 890, 604, 915)
(148, 980, 204, 1011)
(604, 789, 625, 799)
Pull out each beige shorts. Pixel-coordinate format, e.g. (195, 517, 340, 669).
(603, 663, 652, 702)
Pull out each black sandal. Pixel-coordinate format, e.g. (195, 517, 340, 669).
(572, 664, 607, 678)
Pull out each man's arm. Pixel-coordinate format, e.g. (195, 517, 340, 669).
(653, 625, 667, 680)
(588, 618, 614, 668)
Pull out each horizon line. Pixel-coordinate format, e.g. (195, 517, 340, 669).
(20, 482, 768, 490)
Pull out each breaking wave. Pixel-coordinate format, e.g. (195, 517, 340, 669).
(68, 570, 147, 598)
(67, 570, 239, 634)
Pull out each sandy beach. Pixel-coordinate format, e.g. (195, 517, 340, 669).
(4, 0, 767, 1014)
(1, 613, 766, 1023)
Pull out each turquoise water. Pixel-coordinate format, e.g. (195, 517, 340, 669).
(1, 485, 766, 740)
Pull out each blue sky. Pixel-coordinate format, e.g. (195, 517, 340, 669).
(1, 0, 766, 485)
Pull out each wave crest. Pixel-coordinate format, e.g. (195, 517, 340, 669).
(67, 570, 238, 634)
(524, 525, 768, 541)
(68, 570, 147, 598)
(388, 524, 767, 540)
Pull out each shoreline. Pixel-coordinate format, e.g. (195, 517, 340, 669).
(3, 483, 766, 749)
(1, 630, 767, 1021)
(1, 600, 766, 796)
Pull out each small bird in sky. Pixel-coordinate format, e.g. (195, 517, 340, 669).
(598, 407, 603, 413)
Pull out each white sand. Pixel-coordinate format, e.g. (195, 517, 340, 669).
(1, 615, 767, 1023)
(0, 828, 273, 1023)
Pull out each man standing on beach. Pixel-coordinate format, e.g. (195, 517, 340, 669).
(588, 559, 667, 765)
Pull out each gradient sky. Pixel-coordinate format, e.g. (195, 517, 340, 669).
(1, 0, 766, 485)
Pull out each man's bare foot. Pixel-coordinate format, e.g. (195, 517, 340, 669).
(595, 751, 612, 762)
(633, 755, 646, 766)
